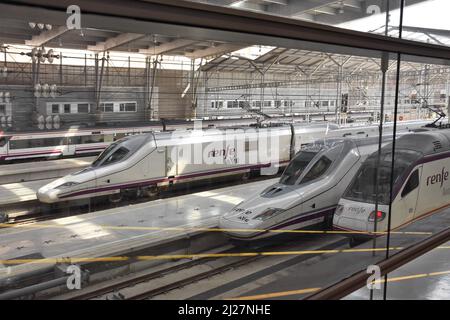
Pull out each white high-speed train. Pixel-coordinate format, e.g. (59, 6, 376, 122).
(333, 127, 450, 236)
(218, 135, 398, 240)
(37, 120, 427, 204)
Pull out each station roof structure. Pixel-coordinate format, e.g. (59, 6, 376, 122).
(0, 0, 448, 74)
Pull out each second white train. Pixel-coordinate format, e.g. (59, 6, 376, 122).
(37, 120, 426, 204)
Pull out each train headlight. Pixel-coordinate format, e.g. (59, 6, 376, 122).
(56, 181, 79, 189)
(368, 210, 386, 222)
(254, 208, 285, 221)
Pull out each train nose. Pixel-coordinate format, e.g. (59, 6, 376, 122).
(36, 187, 59, 203)
(219, 210, 264, 240)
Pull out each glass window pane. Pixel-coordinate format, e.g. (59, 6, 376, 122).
(77, 103, 89, 113)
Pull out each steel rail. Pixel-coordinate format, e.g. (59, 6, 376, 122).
(126, 256, 259, 300)
(65, 246, 235, 300)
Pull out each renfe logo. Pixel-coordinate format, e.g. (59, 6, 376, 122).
(426, 167, 449, 187)
(208, 145, 236, 160)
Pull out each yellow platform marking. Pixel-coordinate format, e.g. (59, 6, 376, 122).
(0, 246, 421, 265)
(0, 223, 433, 237)
(230, 268, 450, 300)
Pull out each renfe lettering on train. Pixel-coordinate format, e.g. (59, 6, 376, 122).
(426, 167, 449, 187)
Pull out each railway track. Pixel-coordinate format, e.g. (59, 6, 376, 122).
(57, 236, 348, 300)
(3, 212, 56, 226)
(126, 255, 259, 300)
(61, 244, 238, 300)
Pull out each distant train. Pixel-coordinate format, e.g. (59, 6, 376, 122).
(218, 135, 397, 240)
(37, 120, 427, 204)
(209, 98, 340, 111)
(210, 99, 295, 110)
(0, 117, 305, 162)
(0, 124, 155, 162)
(333, 127, 450, 238)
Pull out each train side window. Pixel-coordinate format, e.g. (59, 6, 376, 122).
(81, 134, 104, 144)
(401, 169, 420, 198)
(301, 156, 332, 184)
(29, 138, 63, 148)
(69, 136, 82, 144)
(29, 139, 43, 148)
(9, 139, 30, 149)
(46, 137, 64, 147)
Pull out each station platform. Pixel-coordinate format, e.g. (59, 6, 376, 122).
(0, 178, 278, 281)
(0, 157, 94, 185)
(0, 179, 53, 206)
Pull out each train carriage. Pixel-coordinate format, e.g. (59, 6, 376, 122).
(218, 136, 396, 240)
(36, 120, 428, 204)
(333, 128, 450, 236)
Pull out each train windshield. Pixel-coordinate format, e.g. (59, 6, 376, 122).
(280, 151, 318, 185)
(344, 149, 422, 204)
(91, 134, 151, 167)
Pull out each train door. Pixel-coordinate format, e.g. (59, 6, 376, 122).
(57, 136, 70, 156)
(67, 136, 79, 155)
(166, 145, 177, 180)
(395, 166, 422, 225)
(0, 136, 9, 159)
(65, 137, 73, 155)
(148, 145, 166, 179)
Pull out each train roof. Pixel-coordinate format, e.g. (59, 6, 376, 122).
(313, 135, 392, 149)
(386, 128, 450, 155)
(0, 118, 332, 137)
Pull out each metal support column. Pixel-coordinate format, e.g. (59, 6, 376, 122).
(59, 51, 63, 85)
(148, 56, 159, 120)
